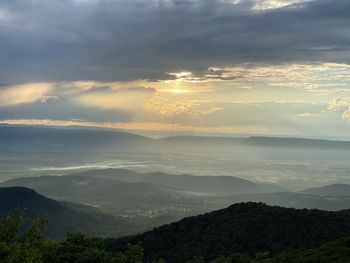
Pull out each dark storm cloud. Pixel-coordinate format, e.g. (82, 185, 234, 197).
(0, 0, 349, 84)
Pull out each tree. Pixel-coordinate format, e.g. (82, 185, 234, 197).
(0, 208, 48, 263)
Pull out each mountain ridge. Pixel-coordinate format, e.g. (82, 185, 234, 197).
(106, 202, 350, 262)
(2, 125, 350, 148)
(301, 183, 350, 196)
(0, 186, 132, 239)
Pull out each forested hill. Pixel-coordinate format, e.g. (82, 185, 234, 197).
(106, 202, 350, 262)
(0, 187, 131, 238)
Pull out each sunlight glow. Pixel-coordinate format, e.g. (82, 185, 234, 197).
(161, 88, 190, 94)
(0, 119, 271, 135)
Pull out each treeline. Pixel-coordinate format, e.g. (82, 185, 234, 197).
(106, 202, 350, 262)
(0, 209, 144, 263)
(2, 204, 350, 263)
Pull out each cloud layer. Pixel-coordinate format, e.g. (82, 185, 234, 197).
(1, 0, 350, 138)
(1, 0, 350, 84)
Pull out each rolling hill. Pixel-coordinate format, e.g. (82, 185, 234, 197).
(217, 191, 350, 211)
(0, 174, 211, 230)
(66, 168, 284, 194)
(0, 187, 132, 239)
(3, 169, 350, 231)
(0, 175, 189, 207)
(106, 202, 350, 262)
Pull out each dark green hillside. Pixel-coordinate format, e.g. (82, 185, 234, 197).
(0, 187, 131, 239)
(1, 202, 350, 262)
(106, 202, 350, 262)
(206, 237, 350, 262)
(273, 237, 350, 263)
(219, 191, 350, 211)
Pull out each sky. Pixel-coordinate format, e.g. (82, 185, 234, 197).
(1, 0, 350, 139)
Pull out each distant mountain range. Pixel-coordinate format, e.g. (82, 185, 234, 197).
(301, 184, 350, 196)
(0, 187, 133, 239)
(1, 174, 187, 207)
(159, 135, 350, 149)
(3, 168, 350, 233)
(0, 171, 214, 230)
(0, 125, 152, 151)
(1, 125, 350, 261)
(67, 168, 284, 194)
(0, 172, 209, 223)
(107, 202, 350, 262)
(0, 169, 285, 212)
(1, 125, 350, 151)
(2, 171, 350, 261)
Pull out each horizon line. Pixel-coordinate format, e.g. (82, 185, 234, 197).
(1, 119, 350, 142)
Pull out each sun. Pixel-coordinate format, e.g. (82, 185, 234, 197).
(169, 88, 188, 94)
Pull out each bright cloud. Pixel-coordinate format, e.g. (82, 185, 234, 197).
(327, 98, 350, 120)
(0, 83, 52, 107)
(252, 0, 315, 10)
(165, 63, 350, 89)
(75, 86, 155, 111)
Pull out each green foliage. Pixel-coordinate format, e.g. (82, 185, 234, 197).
(0, 208, 48, 263)
(273, 237, 350, 263)
(210, 253, 251, 263)
(2, 206, 350, 263)
(44, 234, 114, 263)
(152, 258, 166, 263)
(0, 210, 143, 263)
(186, 257, 205, 263)
(209, 239, 350, 263)
(123, 243, 144, 263)
(42, 234, 144, 263)
(251, 252, 271, 263)
(203, 252, 272, 263)
(106, 202, 350, 262)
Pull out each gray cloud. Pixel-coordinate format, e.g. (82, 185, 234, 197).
(0, 96, 134, 122)
(0, 0, 350, 84)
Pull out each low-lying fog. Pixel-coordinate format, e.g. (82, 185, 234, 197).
(1, 126, 349, 191)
